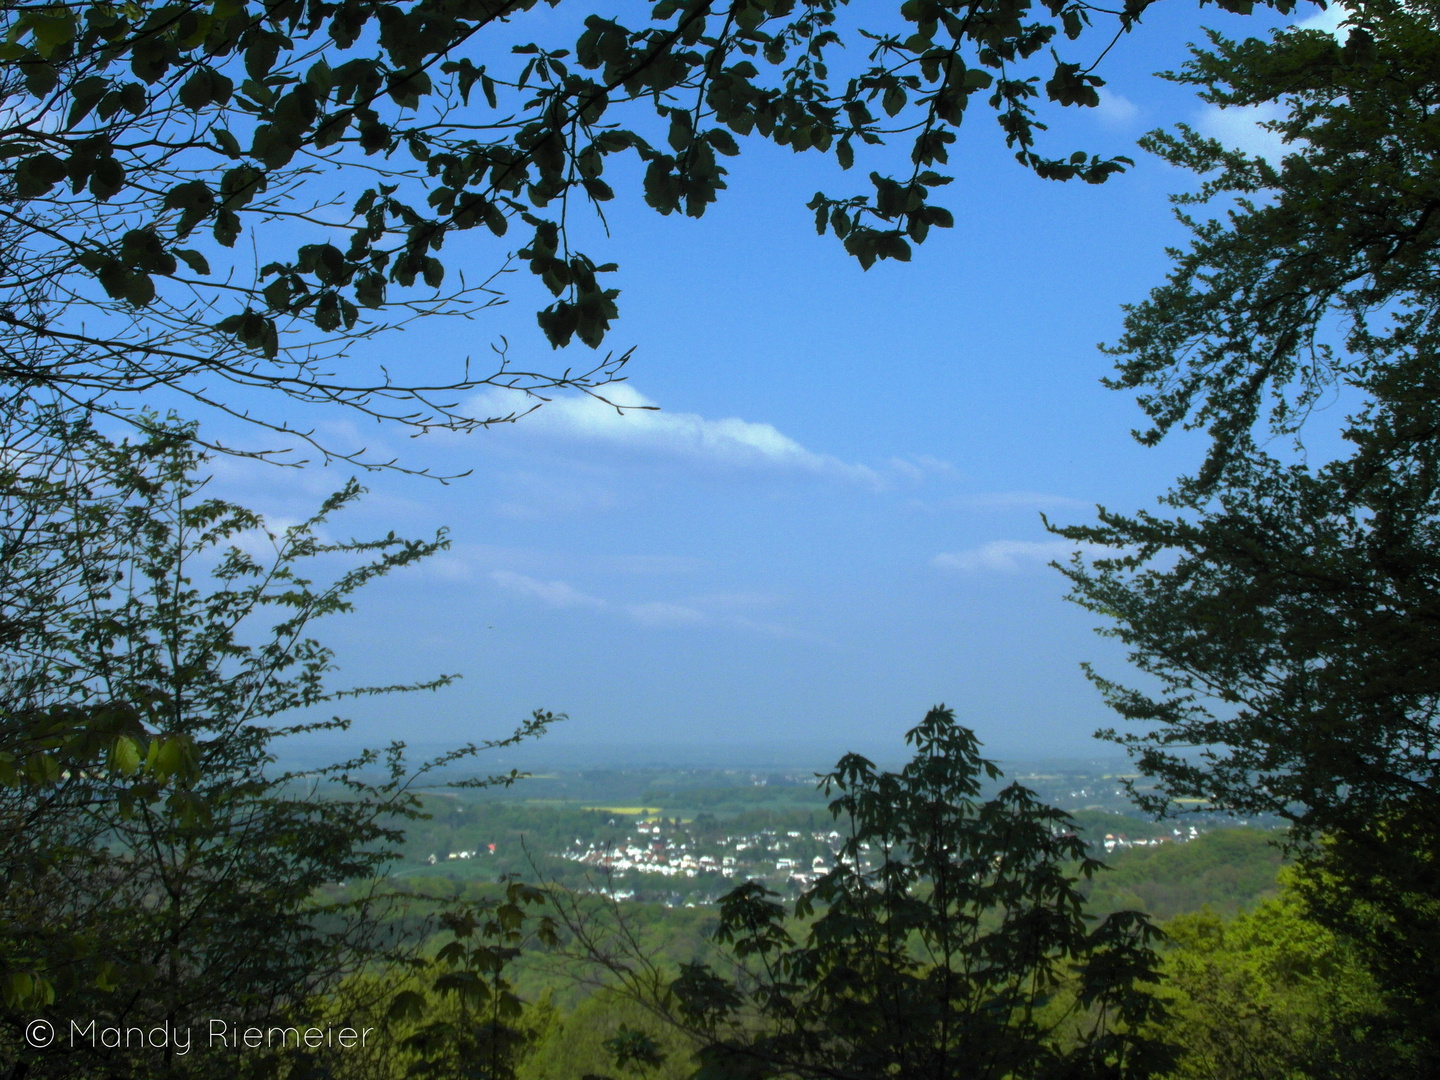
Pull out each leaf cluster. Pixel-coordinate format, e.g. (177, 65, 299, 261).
(0, 0, 1292, 463)
(1051, 2, 1440, 1061)
(1154, 873, 1403, 1080)
(1055, 0, 1440, 850)
(386, 878, 560, 1080)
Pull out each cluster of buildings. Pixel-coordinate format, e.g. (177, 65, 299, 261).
(1100, 825, 1200, 853)
(558, 822, 853, 891)
(424, 843, 497, 865)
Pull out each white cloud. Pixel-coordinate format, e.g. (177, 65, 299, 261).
(1196, 100, 1291, 161)
(885, 455, 954, 482)
(492, 468, 619, 521)
(489, 570, 605, 609)
(1192, 4, 1350, 162)
(627, 601, 709, 627)
(469, 385, 884, 485)
(622, 600, 820, 642)
(904, 490, 1090, 517)
(887, 458, 926, 482)
(479, 560, 801, 636)
(479, 570, 814, 640)
(933, 539, 1115, 574)
(226, 517, 324, 562)
(424, 554, 477, 582)
(1094, 89, 1140, 127)
(955, 491, 1090, 512)
(604, 554, 707, 575)
(1296, 3, 1348, 37)
(686, 591, 778, 610)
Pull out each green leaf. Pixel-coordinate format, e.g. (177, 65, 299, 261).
(89, 156, 126, 201)
(358, 118, 391, 153)
(314, 292, 342, 331)
(213, 208, 241, 248)
(220, 166, 265, 208)
(882, 84, 906, 117)
(244, 30, 284, 81)
(23, 60, 58, 97)
(306, 58, 335, 99)
(387, 70, 432, 110)
(705, 128, 740, 157)
(111, 736, 141, 776)
(122, 273, 156, 306)
(179, 69, 214, 111)
(213, 128, 243, 159)
(66, 76, 109, 129)
(27, 12, 77, 59)
(581, 177, 614, 202)
(175, 249, 211, 275)
(355, 273, 385, 308)
(15, 153, 66, 199)
(94, 962, 122, 993)
(668, 112, 692, 152)
(388, 990, 426, 1022)
(537, 300, 579, 347)
(119, 83, 146, 115)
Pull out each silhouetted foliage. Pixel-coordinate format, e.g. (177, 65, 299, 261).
(0, 0, 1308, 464)
(560, 707, 1172, 1080)
(0, 419, 556, 1077)
(1056, 1, 1440, 1069)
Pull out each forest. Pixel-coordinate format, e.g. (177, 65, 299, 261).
(4, 1, 1440, 1078)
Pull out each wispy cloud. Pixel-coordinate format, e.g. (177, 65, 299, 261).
(489, 570, 605, 609)
(1195, 100, 1291, 161)
(933, 539, 1114, 574)
(627, 601, 708, 627)
(904, 490, 1090, 517)
(492, 468, 619, 521)
(224, 516, 332, 563)
(469, 385, 888, 486)
(1192, 4, 1350, 162)
(1094, 89, 1140, 127)
(626, 602, 823, 644)
(886, 455, 954, 482)
(954, 491, 1090, 512)
(483, 568, 809, 639)
(685, 591, 779, 610)
(604, 554, 708, 576)
(1296, 3, 1348, 37)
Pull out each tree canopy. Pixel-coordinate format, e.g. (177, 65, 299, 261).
(1155, 875, 1405, 1080)
(1054, 0, 1440, 1061)
(0, 0, 1309, 466)
(1061, 0, 1440, 858)
(0, 415, 556, 1028)
(558, 707, 1171, 1080)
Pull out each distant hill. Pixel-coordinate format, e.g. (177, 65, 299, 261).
(1082, 828, 1287, 922)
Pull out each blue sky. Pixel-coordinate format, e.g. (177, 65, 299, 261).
(207, 3, 1344, 769)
